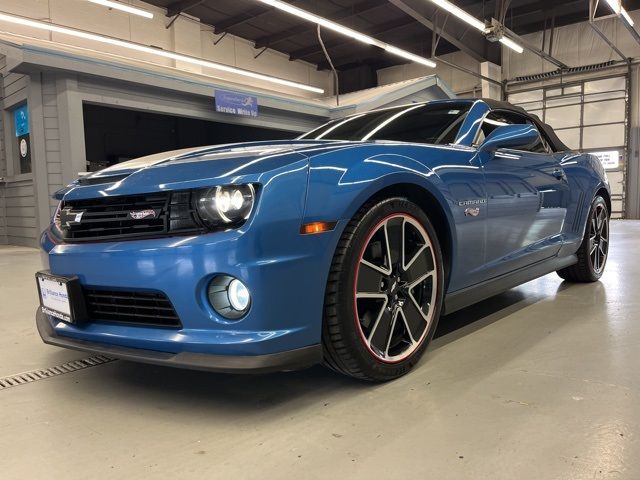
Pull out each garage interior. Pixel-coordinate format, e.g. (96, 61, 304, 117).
(83, 104, 292, 171)
(0, 0, 639, 478)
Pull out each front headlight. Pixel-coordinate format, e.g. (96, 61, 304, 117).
(195, 184, 256, 228)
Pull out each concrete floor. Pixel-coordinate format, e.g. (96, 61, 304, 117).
(1, 221, 639, 479)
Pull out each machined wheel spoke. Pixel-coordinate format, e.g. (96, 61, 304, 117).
(589, 242, 598, 256)
(408, 271, 433, 290)
(357, 262, 387, 294)
(368, 306, 394, 353)
(397, 308, 417, 345)
(597, 210, 606, 234)
(384, 219, 404, 267)
(402, 297, 430, 340)
(383, 309, 401, 358)
(598, 243, 607, 257)
(403, 248, 433, 284)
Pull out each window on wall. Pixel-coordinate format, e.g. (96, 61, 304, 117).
(12, 103, 31, 174)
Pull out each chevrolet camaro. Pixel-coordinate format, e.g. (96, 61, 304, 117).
(36, 99, 611, 381)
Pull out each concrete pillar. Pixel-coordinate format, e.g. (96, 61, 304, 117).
(626, 65, 639, 219)
(480, 61, 502, 100)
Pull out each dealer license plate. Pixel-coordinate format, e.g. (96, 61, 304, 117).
(36, 273, 74, 323)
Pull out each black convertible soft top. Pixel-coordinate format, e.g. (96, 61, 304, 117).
(480, 99, 570, 152)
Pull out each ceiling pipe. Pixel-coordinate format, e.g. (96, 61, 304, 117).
(485, 20, 569, 69)
(434, 55, 502, 86)
(589, 0, 629, 63)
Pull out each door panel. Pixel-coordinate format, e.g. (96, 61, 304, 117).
(482, 149, 570, 278)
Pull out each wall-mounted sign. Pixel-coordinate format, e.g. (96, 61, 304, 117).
(591, 150, 620, 170)
(215, 89, 258, 117)
(14, 104, 29, 137)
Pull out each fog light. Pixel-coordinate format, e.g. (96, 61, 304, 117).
(228, 279, 250, 311)
(208, 275, 251, 320)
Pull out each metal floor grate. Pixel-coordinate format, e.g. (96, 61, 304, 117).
(0, 355, 115, 390)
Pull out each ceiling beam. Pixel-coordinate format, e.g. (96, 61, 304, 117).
(165, 0, 205, 17)
(387, 0, 501, 64)
(213, 6, 272, 33)
(507, 0, 584, 26)
(253, 0, 387, 49)
(289, 17, 416, 61)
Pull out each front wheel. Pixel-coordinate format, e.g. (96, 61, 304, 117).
(557, 195, 610, 282)
(322, 198, 444, 381)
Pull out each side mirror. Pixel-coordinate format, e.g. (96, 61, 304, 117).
(479, 124, 540, 153)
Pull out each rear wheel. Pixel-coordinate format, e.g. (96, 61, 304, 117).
(557, 195, 609, 282)
(322, 198, 444, 381)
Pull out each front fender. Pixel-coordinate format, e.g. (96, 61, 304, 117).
(303, 151, 458, 261)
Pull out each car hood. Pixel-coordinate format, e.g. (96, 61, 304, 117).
(58, 140, 365, 200)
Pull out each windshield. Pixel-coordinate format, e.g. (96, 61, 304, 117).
(299, 102, 471, 145)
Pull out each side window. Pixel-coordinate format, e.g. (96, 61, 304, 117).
(474, 112, 512, 146)
(475, 110, 550, 154)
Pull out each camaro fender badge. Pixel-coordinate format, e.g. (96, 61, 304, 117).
(464, 207, 481, 217)
(458, 199, 486, 206)
(129, 209, 157, 220)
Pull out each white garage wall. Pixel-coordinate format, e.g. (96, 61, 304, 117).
(507, 73, 630, 218)
(378, 50, 483, 96)
(503, 10, 640, 79)
(0, 0, 332, 97)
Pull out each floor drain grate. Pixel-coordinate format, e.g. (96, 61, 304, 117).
(0, 355, 116, 390)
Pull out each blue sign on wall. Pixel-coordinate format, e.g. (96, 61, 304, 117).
(215, 89, 258, 117)
(14, 104, 29, 137)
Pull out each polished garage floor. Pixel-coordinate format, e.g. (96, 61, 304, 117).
(1, 221, 638, 480)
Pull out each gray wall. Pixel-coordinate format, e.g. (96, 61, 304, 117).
(0, 56, 38, 247)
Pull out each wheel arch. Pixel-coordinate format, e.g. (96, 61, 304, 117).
(596, 186, 612, 215)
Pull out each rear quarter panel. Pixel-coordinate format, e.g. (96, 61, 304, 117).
(557, 152, 610, 257)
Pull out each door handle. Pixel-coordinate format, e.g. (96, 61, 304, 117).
(551, 168, 565, 179)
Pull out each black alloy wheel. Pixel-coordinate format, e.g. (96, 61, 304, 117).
(558, 195, 610, 282)
(322, 198, 444, 381)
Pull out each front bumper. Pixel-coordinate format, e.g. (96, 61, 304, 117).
(37, 309, 322, 373)
(38, 159, 344, 369)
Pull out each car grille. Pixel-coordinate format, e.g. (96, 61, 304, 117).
(84, 288, 182, 328)
(56, 191, 203, 242)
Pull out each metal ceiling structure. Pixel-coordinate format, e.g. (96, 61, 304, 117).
(143, 0, 640, 89)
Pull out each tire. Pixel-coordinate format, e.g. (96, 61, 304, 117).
(322, 197, 444, 381)
(557, 195, 610, 282)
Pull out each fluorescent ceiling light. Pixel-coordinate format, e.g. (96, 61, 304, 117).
(0, 12, 324, 94)
(258, 0, 383, 46)
(603, 0, 634, 26)
(88, 0, 154, 19)
(604, 0, 622, 14)
(499, 36, 524, 54)
(426, 0, 486, 32)
(621, 7, 635, 26)
(256, 0, 436, 68)
(384, 45, 436, 67)
(426, 0, 523, 54)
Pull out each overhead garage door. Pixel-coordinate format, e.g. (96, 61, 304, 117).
(507, 74, 629, 218)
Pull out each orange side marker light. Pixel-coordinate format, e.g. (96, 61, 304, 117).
(300, 221, 337, 235)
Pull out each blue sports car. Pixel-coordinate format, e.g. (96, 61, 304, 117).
(36, 99, 610, 381)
